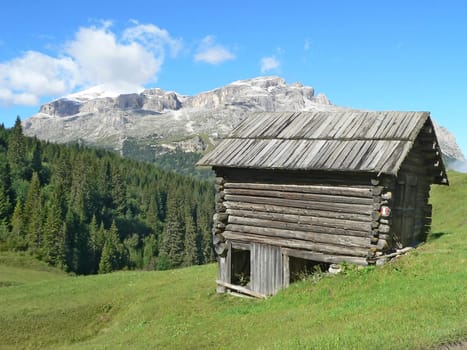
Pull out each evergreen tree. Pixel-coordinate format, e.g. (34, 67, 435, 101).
(23, 172, 43, 252)
(30, 142, 43, 181)
(142, 234, 157, 270)
(158, 191, 185, 269)
(7, 116, 27, 181)
(43, 199, 65, 267)
(10, 199, 26, 250)
(0, 182, 11, 225)
(183, 212, 199, 266)
(0, 156, 12, 224)
(98, 220, 127, 273)
(111, 166, 127, 216)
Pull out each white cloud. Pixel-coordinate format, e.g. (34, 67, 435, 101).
(0, 51, 78, 105)
(194, 36, 235, 64)
(260, 56, 280, 73)
(0, 21, 181, 106)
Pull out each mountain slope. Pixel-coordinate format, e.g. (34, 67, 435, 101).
(23, 76, 465, 167)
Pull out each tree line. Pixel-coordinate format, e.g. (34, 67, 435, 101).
(0, 117, 216, 274)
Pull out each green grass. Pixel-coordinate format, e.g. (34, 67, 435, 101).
(0, 172, 466, 349)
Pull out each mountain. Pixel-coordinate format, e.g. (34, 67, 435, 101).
(23, 76, 465, 170)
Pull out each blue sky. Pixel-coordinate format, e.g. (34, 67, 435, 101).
(0, 0, 466, 155)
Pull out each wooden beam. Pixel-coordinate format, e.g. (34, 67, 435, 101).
(224, 194, 373, 214)
(216, 280, 267, 299)
(224, 188, 374, 205)
(226, 209, 370, 234)
(224, 201, 371, 222)
(282, 248, 368, 266)
(224, 182, 373, 198)
(223, 231, 369, 257)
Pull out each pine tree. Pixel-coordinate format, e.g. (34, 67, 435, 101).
(142, 234, 157, 270)
(111, 166, 127, 216)
(0, 182, 11, 225)
(98, 220, 127, 273)
(0, 156, 12, 224)
(7, 116, 27, 181)
(10, 199, 26, 250)
(23, 172, 43, 253)
(43, 199, 65, 266)
(158, 190, 185, 269)
(183, 212, 199, 266)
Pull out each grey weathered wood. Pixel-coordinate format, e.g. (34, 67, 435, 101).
(226, 222, 371, 248)
(250, 243, 282, 295)
(223, 231, 369, 257)
(227, 215, 370, 238)
(216, 280, 267, 299)
(224, 201, 371, 222)
(224, 182, 373, 198)
(282, 248, 368, 266)
(282, 254, 290, 288)
(223, 188, 374, 205)
(226, 209, 370, 233)
(224, 194, 373, 214)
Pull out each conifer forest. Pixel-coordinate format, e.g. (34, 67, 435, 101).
(0, 117, 216, 274)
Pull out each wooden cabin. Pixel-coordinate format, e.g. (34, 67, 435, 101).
(197, 111, 448, 297)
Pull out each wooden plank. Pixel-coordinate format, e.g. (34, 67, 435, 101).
(226, 222, 371, 248)
(223, 231, 369, 257)
(282, 248, 368, 266)
(216, 280, 267, 299)
(228, 214, 369, 237)
(224, 194, 373, 214)
(225, 209, 370, 233)
(224, 201, 371, 222)
(223, 188, 374, 205)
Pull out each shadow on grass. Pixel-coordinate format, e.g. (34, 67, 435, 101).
(428, 232, 450, 241)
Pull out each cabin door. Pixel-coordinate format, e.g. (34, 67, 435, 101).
(250, 243, 283, 296)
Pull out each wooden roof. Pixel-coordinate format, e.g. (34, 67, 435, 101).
(198, 111, 445, 177)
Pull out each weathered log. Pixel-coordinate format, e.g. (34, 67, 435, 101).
(213, 213, 229, 223)
(224, 182, 373, 198)
(214, 241, 227, 256)
(226, 222, 370, 248)
(227, 215, 370, 238)
(216, 280, 267, 299)
(224, 194, 373, 214)
(371, 186, 384, 196)
(212, 233, 225, 245)
(282, 248, 368, 266)
(371, 239, 388, 250)
(225, 209, 370, 233)
(223, 231, 369, 257)
(378, 234, 391, 241)
(212, 227, 223, 235)
(215, 222, 226, 230)
(215, 202, 226, 212)
(215, 177, 225, 185)
(223, 188, 374, 206)
(224, 201, 371, 222)
(378, 224, 390, 233)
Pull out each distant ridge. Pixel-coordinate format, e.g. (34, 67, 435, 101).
(22, 76, 465, 168)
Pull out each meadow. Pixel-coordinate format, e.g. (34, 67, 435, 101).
(0, 172, 466, 349)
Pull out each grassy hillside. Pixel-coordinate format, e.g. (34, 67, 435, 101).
(0, 172, 466, 350)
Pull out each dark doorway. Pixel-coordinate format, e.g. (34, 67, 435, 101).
(289, 256, 329, 283)
(231, 248, 251, 287)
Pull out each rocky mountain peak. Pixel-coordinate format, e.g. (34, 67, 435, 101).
(23, 76, 465, 167)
